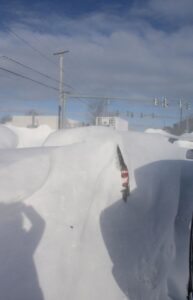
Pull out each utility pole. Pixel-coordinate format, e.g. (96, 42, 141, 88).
(186, 117, 190, 133)
(53, 50, 69, 129)
(162, 97, 168, 127)
(179, 100, 191, 133)
(104, 98, 109, 116)
(179, 99, 183, 125)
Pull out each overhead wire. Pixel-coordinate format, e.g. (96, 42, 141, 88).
(6, 27, 58, 67)
(3, 27, 75, 90)
(1, 56, 72, 88)
(0, 67, 58, 91)
(67, 94, 154, 105)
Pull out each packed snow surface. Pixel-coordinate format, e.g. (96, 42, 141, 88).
(0, 124, 192, 300)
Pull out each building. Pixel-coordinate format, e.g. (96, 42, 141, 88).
(96, 116, 128, 131)
(11, 115, 81, 130)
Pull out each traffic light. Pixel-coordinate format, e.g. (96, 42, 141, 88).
(185, 102, 190, 110)
(153, 98, 159, 106)
(162, 98, 168, 108)
(126, 111, 134, 117)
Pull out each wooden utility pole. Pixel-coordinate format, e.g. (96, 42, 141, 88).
(54, 50, 69, 129)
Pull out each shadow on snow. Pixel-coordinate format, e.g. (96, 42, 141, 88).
(0, 202, 45, 300)
(100, 159, 193, 300)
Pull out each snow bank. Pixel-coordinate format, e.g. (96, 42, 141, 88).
(0, 125, 191, 300)
(6, 124, 54, 148)
(145, 128, 169, 135)
(0, 124, 18, 148)
(0, 128, 122, 300)
(44, 125, 120, 147)
(181, 132, 193, 142)
(175, 139, 193, 149)
(145, 128, 176, 140)
(170, 133, 193, 149)
(0, 147, 53, 203)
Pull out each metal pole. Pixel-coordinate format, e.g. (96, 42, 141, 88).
(179, 99, 183, 126)
(32, 111, 35, 127)
(53, 50, 69, 129)
(162, 98, 168, 128)
(60, 54, 64, 128)
(104, 98, 108, 116)
(186, 117, 189, 133)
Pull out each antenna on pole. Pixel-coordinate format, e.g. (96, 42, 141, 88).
(53, 50, 69, 129)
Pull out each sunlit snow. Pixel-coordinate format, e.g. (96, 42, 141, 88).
(0, 124, 192, 300)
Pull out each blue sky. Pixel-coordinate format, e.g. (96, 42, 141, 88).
(0, 0, 135, 21)
(0, 0, 193, 129)
(1, 0, 193, 31)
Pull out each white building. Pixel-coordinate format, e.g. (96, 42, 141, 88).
(11, 115, 81, 130)
(96, 116, 128, 131)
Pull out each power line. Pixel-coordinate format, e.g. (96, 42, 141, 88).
(72, 98, 90, 106)
(6, 27, 58, 67)
(1, 56, 72, 88)
(0, 108, 51, 114)
(68, 94, 152, 103)
(0, 66, 58, 91)
(2, 55, 58, 82)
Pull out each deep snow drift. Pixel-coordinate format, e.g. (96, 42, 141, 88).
(5, 124, 54, 148)
(0, 124, 192, 300)
(0, 124, 18, 148)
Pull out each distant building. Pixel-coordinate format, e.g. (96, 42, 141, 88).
(11, 115, 81, 130)
(96, 116, 128, 131)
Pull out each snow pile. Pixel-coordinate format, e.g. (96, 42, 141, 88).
(145, 128, 177, 140)
(145, 128, 181, 146)
(181, 132, 193, 141)
(0, 125, 18, 148)
(171, 133, 193, 149)
(0, 130, 122, 300)
(0, 125, 191, 300)
(6, 124, 54, 148)
(145, 128, 170, 136)
(0, 147, 53, 203)
(175, 139, 193, 149)
(44, 125, 120, 147)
